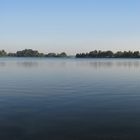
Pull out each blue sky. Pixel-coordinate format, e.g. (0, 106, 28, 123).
(0, 0, 140, 54)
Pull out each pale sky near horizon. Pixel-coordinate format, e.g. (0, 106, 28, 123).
(0, 0, 140, 54)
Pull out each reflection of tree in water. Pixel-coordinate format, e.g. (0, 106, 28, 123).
(17, 61, 67, 68)
(0, 62, 6, 67)
(76, 61, 113, 69)
(46, 62, 67, 68)
(116, 61, 140, 68)
(17, 62, 39, 68)
(90, 62, 113, 68)
(76, 60, 140, 69)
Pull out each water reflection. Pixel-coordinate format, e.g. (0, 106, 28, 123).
(0, 58, 140, 69)
(0, 62, 6, 67)
(0, 58, 140, 140)
(116, 61, 140, 68)
(76, 59, 140, 69)
(46, 61, 67, 68)
(17, 62, 39, 68)
(77, 61, 113, 68)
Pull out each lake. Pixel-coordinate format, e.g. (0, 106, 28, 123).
(0, 58, 140, 140)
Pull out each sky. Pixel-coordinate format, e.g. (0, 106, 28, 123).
(0, 0, 140, 54)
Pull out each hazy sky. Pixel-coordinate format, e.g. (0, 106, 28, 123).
(0, 0, 140, 54)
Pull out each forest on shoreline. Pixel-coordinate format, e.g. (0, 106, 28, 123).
(1, 49, 140, 58)
(76, 50, 140, 58)
(0, 49, 67, 57)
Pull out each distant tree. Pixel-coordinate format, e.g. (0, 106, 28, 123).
(7, 53, 16, 57)
(46, 53, 57, 57)
(133, 51, 140, 58)
(0, 50, 7, 57)
(38, 53, 45, 57)
(16, 49, 40, 57)
(76, 50, 140, 58)
(1, 49, 140, 58)
(105, 51, 113, 58)
(46, 52, 67, 57)
(114, 51, 123, 58)
(57, 52, 67, 57)
(89, 50, 98, 57)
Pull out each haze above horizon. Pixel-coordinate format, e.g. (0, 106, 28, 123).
(1, 0, 140, 55)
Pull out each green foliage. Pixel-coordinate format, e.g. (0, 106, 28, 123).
(57, 52, 67, 57)
(0, 49, 68, 58)
(0, 49, 140, 58)
(16, 49, 40, 57)
(0, 50, 7, 57)
(76, 50, 140, 58)
(45, 52, 67, 57)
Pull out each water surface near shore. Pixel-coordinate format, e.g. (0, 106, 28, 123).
(0, 58, 140, 140)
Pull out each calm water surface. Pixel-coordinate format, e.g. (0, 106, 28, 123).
(0, 58, 140, 140)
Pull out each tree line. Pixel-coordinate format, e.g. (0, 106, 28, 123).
(0, 49, 67, 57)
(1, 49, 140, 58)
(76, 50, 140, 58)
